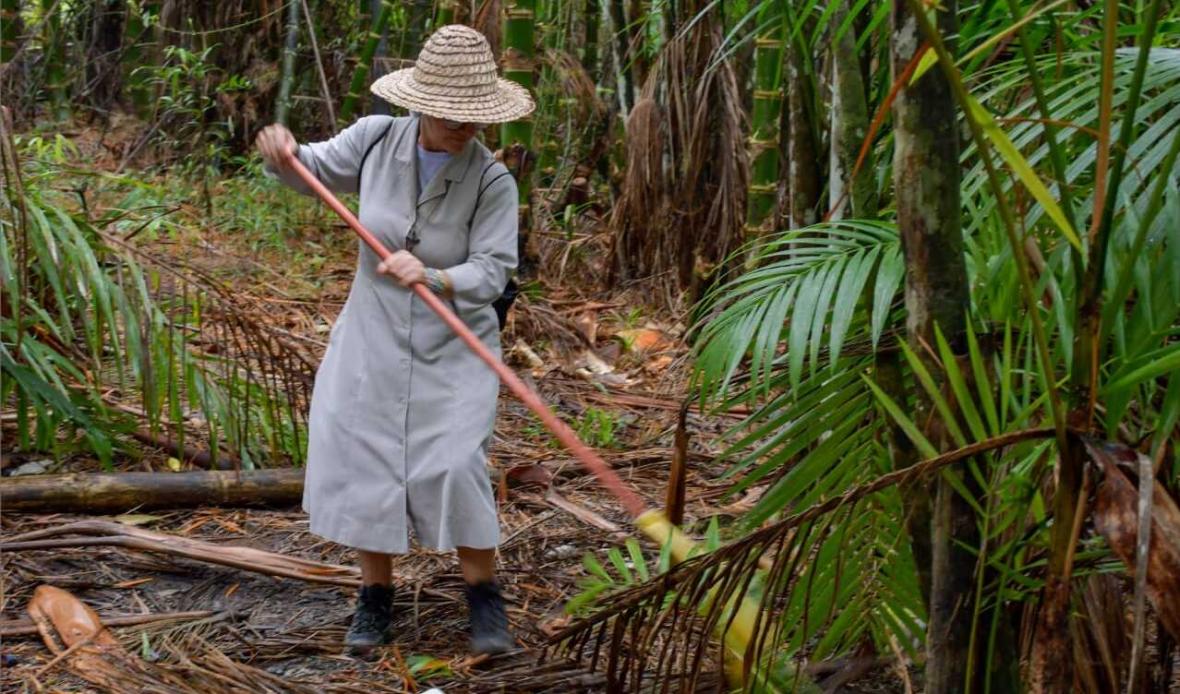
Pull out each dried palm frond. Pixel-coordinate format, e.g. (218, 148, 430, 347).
(610, 8, 748, 299)
(541, 49, 607, 126)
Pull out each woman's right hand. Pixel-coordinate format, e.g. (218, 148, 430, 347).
(256, 124, 298, 170)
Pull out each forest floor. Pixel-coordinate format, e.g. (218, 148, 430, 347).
(0, 122, 909, 692)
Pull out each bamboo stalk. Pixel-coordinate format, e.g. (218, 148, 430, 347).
(41, 0, 69, 120)
(275, 0, 302, 126)
(339, 1, 394, 122)
(435, 0, 462, 25)
(501, 0, 537, 155)
(502, 0, 537, 268)
(743, 4, 785, 251)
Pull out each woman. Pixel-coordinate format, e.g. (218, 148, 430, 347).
(256, 25, 533, 655)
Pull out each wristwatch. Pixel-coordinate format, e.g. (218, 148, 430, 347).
(423, 268, 452, 297)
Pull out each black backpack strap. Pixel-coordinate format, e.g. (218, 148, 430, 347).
(467, 160, 513, 228)
(358, 118, 395, 187)
(468, 159, 518, 331)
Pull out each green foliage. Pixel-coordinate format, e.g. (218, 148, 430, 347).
(575, 406, 621, 449)
(566, 538, 656, 616)
(210, 157, 336, 253)
(567, 521, 726, 616)
(692, 220, 902, 401)
(404, 654, 453, 681)
(130, 44, 254, 178)
(1, 150, 308, 468)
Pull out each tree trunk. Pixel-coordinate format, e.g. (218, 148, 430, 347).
(626, 0, 650, 90)
(607, 0, 633, 112)
(583, 0, 600, 83)
(891, 0, 976, 692)
(124, 2, 159, 117)
(84, 0, 126, 111)
(275, 0, 302, 126)
(829, 0, 875, 219)
(0, 469, 304, 513)
(743, 4, 784, 250)
(1, 519, 360, 588)
(784, 33, 820, 229)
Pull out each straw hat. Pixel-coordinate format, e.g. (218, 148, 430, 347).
(370, 25, 535, 124)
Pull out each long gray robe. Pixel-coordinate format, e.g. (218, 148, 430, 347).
(270, 115, 517, 553)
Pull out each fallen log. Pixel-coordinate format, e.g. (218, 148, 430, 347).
(0, 469, 304, 513)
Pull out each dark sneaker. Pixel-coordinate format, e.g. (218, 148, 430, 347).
(466, 581, 515, 655)
(345, 583, 393, 652)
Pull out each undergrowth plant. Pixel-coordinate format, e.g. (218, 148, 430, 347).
(1, 133, 312, 469)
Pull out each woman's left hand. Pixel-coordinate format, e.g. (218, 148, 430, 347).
(377, 250, 427, 287)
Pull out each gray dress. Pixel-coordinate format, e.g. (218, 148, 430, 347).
(270, 115, 517, 553)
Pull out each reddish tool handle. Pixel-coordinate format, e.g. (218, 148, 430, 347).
(282, 153, 648, 518)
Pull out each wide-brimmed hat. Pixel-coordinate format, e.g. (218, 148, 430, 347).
(369, 25, 535, 124)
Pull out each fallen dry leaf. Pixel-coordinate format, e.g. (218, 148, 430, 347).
(505, 463, 554, 489)
(615, 326, 671, 353)
(575, 311, 599, 344)
(1089, 439, 1180, 640)
(538, 613, 573, 637)
(26, 585, 133, 690)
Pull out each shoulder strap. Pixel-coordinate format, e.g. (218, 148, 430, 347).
(468, 160, 513, 227)
(358, 118, 396, 187)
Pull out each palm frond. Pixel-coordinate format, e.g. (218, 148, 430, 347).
(963, 49, 1180, 247)
(550, 428, 1059, 691)
(692, 220, 902, 401)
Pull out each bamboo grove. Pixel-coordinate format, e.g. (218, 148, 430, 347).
(1, 0, 1179, 691)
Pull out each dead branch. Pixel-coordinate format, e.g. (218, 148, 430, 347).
(0, 610, 221, 637)
(2, 519, 360, 587)
(130, 428, 238, 470)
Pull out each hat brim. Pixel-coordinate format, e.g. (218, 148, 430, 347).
(370, 68, 535, 124)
